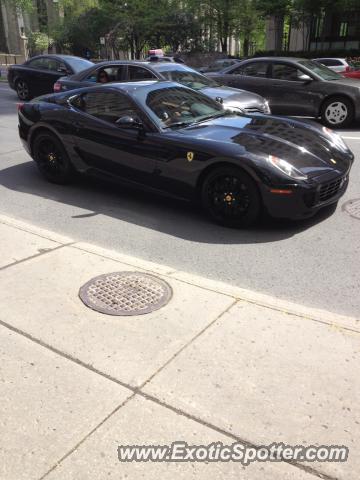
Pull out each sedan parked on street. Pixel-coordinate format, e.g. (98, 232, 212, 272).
(54, 61, 271, 115)
(18, 81, 353, 227)
(7, 54, 94, 100)
(206, 57, 360, 128)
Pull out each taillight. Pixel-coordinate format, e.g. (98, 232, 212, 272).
(345, 66, 351, 72)
(17, 102, 25, 111)
(53, 82, 61, 92)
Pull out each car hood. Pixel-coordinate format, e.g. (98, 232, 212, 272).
(201, 85, 266, 109)
(325, 77, 360, 88)
(178, 115, 353, 178)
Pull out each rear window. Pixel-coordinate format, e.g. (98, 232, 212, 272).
(64, 57, 94, 73)
(317, 59, 343, 67)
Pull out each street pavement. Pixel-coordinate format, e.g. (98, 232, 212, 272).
(0, 215, 359, 480)
(0, 82, 360, 318)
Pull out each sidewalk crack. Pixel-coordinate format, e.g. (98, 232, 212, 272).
(139, 298, 238, 390)
(0, 242, 75, 272)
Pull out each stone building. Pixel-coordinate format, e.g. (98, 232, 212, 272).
(0, 0, 62, 57)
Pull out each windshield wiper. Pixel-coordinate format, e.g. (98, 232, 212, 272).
(192, 110, 235, 124)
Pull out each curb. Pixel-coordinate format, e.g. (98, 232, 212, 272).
(0, 213, 359, 333)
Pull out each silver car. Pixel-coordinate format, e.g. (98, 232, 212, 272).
(55, 61, 271, 115)
(313, 58, 354, 73)
(151, 63, 270, 114)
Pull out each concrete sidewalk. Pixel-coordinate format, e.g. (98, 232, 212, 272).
(0, 213, 359, 480)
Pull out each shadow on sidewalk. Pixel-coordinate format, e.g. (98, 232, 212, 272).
(0, 160, 337, 245)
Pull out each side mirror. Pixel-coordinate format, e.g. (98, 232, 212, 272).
(298, 73, 312, 82)
(115, 115, 143, 129)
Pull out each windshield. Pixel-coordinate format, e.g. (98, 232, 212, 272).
(160, 70, 219, 90)
(65, 57, 94, 73)
(145, 86, 224, 128)
(299, 60, 342, 80)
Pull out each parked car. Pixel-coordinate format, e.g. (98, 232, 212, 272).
(18, 81, 353, 227)
(199, 58, 242, 73)
(206, 57, 360, 128)
(343, 69, 360, 80)
(144, 55, 185, 63)
(313, 58, 355, 73)
(54, 61, 270, 115)
(7, 54, 94, 100)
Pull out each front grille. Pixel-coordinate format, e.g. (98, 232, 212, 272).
(319, 176, 346, 202)
(244, 107, 262, 114)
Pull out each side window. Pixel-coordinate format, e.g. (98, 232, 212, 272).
(271, 64, 305, 81)
(76, 91, 140, 124)
(128, 66, 156, 81)
(45, 59, 62, 72)
(232, 62, 269, 77)
(86, 66, 126, 83)
(27, 58, 45, 69)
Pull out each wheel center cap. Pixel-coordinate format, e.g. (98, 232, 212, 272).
(224, 194, 233, 203)
(48, 153, 56, 162)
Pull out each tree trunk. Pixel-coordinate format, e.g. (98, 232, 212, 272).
(243, 37, 249, 56)
(274, 14, 284, 51)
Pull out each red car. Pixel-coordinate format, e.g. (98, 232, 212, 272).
(343, 69, 360, 80)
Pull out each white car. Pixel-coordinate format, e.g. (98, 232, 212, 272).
(313, 58, 354, 73)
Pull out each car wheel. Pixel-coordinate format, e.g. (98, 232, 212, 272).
(321, 97, 354, 129)
(16, 79, 31, 101)
(33, 132, 74, 184)
(201, 166, 261, 227)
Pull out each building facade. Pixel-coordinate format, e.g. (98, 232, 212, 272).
(0, 0, 61, 57)
(265, 7, 360, 53)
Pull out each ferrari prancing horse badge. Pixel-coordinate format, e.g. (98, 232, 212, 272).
(187, 151, 194, 162)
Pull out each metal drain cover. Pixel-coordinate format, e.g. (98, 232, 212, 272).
(342, 198, 360, 219)
(79, 271, 172, 316)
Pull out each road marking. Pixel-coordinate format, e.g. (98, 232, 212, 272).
(342, 136, 360, 140)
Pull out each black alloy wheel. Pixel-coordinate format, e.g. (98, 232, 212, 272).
(33, 133, 74, 184)
(201, 166, 261, 227)
(16, 79, 31, 100)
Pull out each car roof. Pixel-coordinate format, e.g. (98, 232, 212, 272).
(313, 57, 346, 61)
(245, 57, 307, 62)
(28, 54, 87, 61)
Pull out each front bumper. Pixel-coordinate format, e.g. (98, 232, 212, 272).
(261, 170, 351, 219)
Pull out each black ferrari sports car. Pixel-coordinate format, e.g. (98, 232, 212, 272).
(18, 81, 354, 227)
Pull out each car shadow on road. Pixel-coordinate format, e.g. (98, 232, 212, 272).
(0, 160, 337, 245)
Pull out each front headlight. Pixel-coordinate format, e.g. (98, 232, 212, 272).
(268, 155, 307, 181)
(322, 126, 348, 151)
(263, 100, 271, 114)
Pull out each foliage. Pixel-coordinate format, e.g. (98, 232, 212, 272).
(27, 31, 52, 55)
(3, 0, 359, 58)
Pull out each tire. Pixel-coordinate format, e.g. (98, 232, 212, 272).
(201, 166, 261, 228)
(16, 79, 31, 101)
(32, 132, 74, 184)
(321, 96, 354, 129)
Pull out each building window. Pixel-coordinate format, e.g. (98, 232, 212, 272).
(339, 22, 348, 37)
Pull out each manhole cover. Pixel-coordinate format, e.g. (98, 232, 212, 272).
(79, 271, 172, 316)
(342, 198, 360, 219)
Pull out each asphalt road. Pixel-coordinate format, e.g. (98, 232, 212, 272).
(1, 82, 360, 317)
